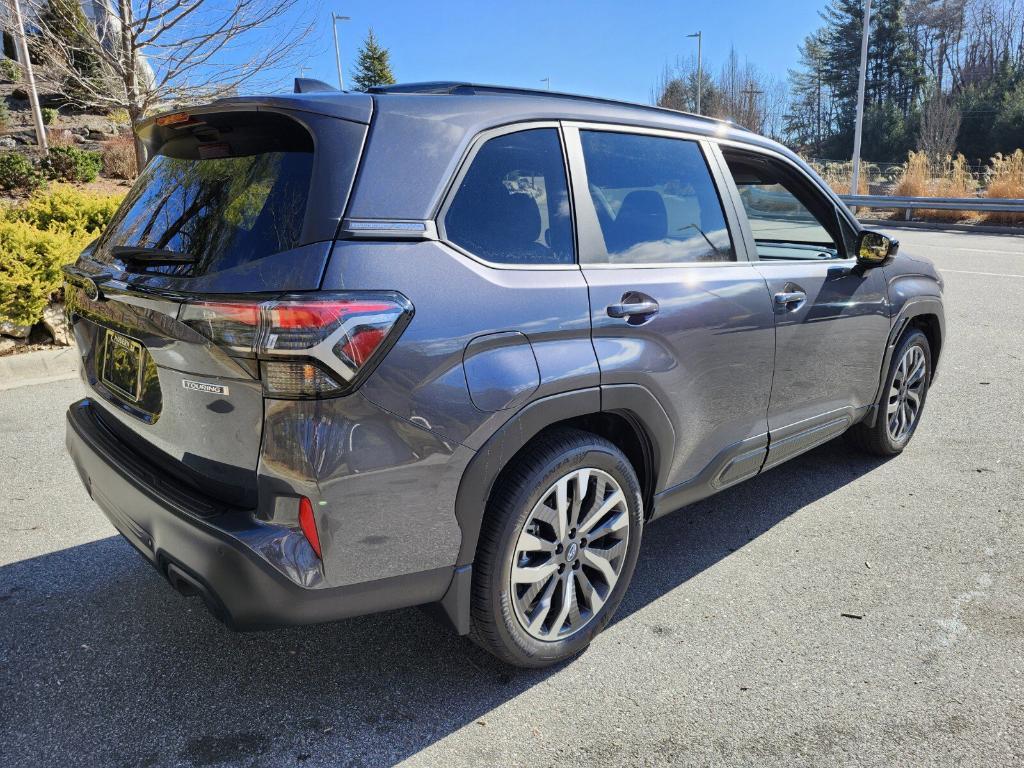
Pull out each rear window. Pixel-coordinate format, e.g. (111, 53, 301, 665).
(97, 112, 314, 276)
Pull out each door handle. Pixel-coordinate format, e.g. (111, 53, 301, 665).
(607, 299, 659, 318)
(773, 290, 806, 307)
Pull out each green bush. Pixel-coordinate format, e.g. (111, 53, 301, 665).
(0, 57, 19, 83)
(0, 152, 41, 193)
(0, 221, 89, 326)
(41, 145, 102, 183)
(8, 184, 122, 232)
(41, 106, 57, 125)
(0, 100, 9, 131)
(0, 185, 124, 327)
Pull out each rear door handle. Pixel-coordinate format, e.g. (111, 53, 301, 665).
(607, 299, 659, 318)
(773, 291, 806, 307)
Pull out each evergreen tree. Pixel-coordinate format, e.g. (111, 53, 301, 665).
(351, 29, 396, 91)
(33, 0, 105, 106)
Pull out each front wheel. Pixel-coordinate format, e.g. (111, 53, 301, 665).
(469, 429, 644, 668)
(849, 328, 931, 456)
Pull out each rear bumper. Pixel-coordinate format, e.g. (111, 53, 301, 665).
(65, 399, 453, 630)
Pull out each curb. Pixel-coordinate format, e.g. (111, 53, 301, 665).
(0, 347, 80, 392)
(859, 218, 1024, 236)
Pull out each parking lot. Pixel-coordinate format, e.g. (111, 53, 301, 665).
(1, 226, 1022, 767)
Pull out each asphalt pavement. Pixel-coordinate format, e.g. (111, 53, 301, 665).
(1, 226, 1022, 767)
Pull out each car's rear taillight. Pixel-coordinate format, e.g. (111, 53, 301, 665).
(180, 292, 412, 399)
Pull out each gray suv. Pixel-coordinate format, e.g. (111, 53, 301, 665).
(63, 82, 944, 667)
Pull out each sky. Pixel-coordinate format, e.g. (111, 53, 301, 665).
(277, 0, 828, 103)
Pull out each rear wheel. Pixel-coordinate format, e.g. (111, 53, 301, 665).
(849, 328, 931, 456)
(469, 428, 644, 668)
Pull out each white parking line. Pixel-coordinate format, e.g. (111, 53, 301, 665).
(947, 247, 1024, 255)
(941, 269, 1024, 278)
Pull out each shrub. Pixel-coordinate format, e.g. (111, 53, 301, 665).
(0, 99, 9, 131)
(0, 185, 124, 327)
(0, 221, 89, 327)
(41, 106, 58, 125)
(101, 133, 137, 179)
(0, 57, 19, 83)
(0, 151, 42, 193)
(6, 184, 123, 233)
(985, 149, 1024, 225)
(41, 145, 102, 183)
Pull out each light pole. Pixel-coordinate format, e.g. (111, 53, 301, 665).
(10, 0, 46, 151)
(850, 0, 872, 195)
(687, 31, 702, 114)
(540, 77, 550, 90)
(331, 13, 351, 90)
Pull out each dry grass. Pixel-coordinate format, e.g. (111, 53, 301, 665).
(101, 134, 137, 180)
(985, 150, 1024, 225)
(894, 151, 977, 222)
(46, 129, 78, 148)
(814, 161, 870, 196)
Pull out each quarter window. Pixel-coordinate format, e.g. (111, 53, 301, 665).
(444, 128, 573, 266)
(579, 131, 734, 264)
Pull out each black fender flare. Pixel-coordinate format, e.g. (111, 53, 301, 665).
(863, 296, 945, 428)
(433, 384, 674, 634)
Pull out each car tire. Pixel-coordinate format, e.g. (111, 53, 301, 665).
(469, 428, 644, 668)
(849, 328, 932, 456)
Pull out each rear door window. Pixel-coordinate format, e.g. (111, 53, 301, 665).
(97, 112, 314, 276)
(443, 128, 574, 266)
(579, 130, 734, 264)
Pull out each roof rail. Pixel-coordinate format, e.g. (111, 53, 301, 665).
(368, 81, 744, 131)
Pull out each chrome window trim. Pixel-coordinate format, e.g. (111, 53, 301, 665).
(560, 120, 748, 269)
(433, 121, 581, 272)
(341, 219, 439, 240)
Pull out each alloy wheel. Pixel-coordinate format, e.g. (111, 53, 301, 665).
(509, 468, 630, 642)
(887, 344, 927, 442)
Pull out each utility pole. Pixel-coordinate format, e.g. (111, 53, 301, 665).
(10, 0, 47, 152)
(687, 31, 702, 114)
(331, 13, 351, 90)
(540, 77, 550, 90)
(850, 0, 872, 195)
(741, 87, 764, 132)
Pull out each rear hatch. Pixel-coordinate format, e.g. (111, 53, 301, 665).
(66, 100, 370, 507)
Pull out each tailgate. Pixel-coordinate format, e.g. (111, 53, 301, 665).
(64, 106, 367, 507)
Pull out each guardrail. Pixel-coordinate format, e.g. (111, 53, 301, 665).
(839, 194, 1024, 219)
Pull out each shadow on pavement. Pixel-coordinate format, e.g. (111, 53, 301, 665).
(0, 439, 886, 767)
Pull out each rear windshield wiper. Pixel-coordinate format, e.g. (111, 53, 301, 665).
(111, 246, 196, 265)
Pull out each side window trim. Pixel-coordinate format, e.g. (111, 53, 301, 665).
(713, 140, 857, 262)
(434, 121, 579, 271)
(561, 121, 750, 268)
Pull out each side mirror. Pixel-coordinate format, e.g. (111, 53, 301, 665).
(857, 230, 898, 266)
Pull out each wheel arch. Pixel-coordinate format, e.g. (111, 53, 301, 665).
(862, 297, 944, 428)
(433, 385, 674, 634)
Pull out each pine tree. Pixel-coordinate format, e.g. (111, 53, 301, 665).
(351, 29, 396, 91)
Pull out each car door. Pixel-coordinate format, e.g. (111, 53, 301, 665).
(564, 124, 776, 502)
(717, 146, 891, 469)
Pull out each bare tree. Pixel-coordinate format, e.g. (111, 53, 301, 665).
(30, 0, 316, 170)
(918, 88, 962, 160)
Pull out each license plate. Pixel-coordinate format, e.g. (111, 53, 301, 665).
(101, 330, 144, 402)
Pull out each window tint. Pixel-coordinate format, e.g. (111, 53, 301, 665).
(444, 128, 573, 265)
(98, 112, 316, 277)
(724, 153, 845, 261)
(579, 131, 734, 264)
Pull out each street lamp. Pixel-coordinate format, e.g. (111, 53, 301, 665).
(686, 31, 702, 114)
(850, 0, 872, 195)
(331, 13, 351, 90)
(540, 77, 550, 90)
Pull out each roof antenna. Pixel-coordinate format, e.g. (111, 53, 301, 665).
(294, 78, 338, 94)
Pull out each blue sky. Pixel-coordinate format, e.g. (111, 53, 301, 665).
(281, 0, 827, 102)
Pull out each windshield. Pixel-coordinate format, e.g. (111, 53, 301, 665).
(97, 113, 314, 276)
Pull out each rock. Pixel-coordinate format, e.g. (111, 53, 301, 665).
(0, 136, 15, 149)
(41, 304, 72, 346)
(0, 336, 26, 356)
(0, 320, 31, 339)
(87, 130, 107, 141)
